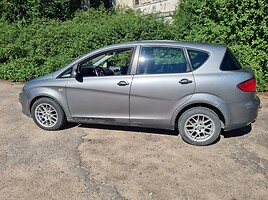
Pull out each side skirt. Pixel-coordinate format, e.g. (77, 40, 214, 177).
(68, 117, 175, 130)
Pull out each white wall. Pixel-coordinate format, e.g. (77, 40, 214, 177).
(115, 0, 178, 16)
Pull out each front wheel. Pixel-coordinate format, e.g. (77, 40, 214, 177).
(31, 97, 66, 131)
(178, 107, 221, 146)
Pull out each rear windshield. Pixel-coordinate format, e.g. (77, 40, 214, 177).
(220, 49, 242, 71)
(187, 50, 209, 70)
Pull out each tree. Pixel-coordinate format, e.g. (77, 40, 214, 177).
(0, 0, 82, 22)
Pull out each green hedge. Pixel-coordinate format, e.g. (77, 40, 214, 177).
(0, 0, 81, 22)
(0, 8, 173, 81)
(0, 1, 267, 91)
(172, 0, 268, 91)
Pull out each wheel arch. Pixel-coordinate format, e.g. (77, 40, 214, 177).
(174, 103, 226, 130)
(29, 95, 68, 118)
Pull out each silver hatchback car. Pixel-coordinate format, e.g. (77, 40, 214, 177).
(19, 41, 260, 145)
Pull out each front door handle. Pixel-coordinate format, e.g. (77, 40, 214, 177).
(117, 81, 129, 86)
(179, 79, 193, 84)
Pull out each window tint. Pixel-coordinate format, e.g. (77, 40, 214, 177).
(137, 47, 188, 74)
(220, 49, 242, 71)
(78, 48, 133, 77)
(188, 50, 209, 70)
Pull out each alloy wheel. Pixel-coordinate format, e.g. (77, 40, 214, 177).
(35, 103, 58, 128)
(184, 114, 215, 142)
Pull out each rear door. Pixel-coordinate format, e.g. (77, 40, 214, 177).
(130, 46, 195, 126)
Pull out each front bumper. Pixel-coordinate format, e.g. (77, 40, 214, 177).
(19, 92, 31, 117)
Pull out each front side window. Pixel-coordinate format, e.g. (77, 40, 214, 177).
(59, 68, 72, 78)
(137, 47, 189, 74)
(78, 48, 133, 77)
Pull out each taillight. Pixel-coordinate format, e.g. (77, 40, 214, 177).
(238, 78, 256, 92)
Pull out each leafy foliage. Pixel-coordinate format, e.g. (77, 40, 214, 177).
(172, 0, 268, 91)
(0, 0, 267, 91)
(0, 0, 81, 23)
(0, 8, 172, 82)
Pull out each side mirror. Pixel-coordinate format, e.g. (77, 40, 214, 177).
(71, 68, 78, 78)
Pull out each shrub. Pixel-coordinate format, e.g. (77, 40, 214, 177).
(172, 0, 268, 91)
(0, 1, 267, 91)
(0, 8, 173, 82)
(0, 0, 81, 23)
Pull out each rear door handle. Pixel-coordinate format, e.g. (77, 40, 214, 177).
(117, 81, 129, 86)
(179, 79, 193, 84)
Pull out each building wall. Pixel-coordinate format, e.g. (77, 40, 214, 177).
(115, 0, 178, 16)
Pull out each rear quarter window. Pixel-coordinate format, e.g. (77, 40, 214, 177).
(187, 50, 209, 70)
(220, 49, 242, 71)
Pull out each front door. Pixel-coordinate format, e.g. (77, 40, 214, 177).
(66, 48, 134, 123)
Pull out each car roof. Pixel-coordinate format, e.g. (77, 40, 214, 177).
(103, 40, 227, 52)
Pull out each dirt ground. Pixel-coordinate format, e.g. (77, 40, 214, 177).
(0, 80, 267, 200)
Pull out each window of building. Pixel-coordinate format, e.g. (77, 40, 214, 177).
(134, 0, 140, 5)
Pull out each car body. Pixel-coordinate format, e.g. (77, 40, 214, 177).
(19, 40, 260, 145)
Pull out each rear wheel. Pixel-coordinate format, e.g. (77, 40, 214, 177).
(178, 107, 221, 146)
(31, 97, 66, 131)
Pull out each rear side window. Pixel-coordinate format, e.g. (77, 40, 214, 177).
(187, 50, 209, 70)
(137, 47, 189, 74)
(220, 49, 242, 71)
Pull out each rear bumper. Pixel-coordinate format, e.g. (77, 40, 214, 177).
(224, 95, 261, 131)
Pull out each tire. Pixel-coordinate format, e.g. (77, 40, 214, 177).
(178, 107, 221, 146)
(31, 97, 66, 131)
